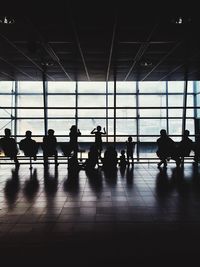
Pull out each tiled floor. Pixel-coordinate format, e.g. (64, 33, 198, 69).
(1, 163, 200, 266)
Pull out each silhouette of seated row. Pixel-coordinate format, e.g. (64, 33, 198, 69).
(156, 129, 194, 168)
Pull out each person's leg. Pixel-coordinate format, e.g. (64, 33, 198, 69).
(13, 154, 20, 168)
(54, 150, 59, 166)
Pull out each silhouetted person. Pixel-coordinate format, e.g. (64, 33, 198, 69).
(156, 129, 180, 168)
(119, 149, 127, 169)
(19, 130, 38, 160)
(0, 128, 19, 168)
(85, 144, 99, 170)
(194, 134, 200, 165)
(177, 129, 194, 158)
(91, 125, 106, 158)
(126, 136, 135, 165)
(42, 129, 59, 167)
(69, 125, 81, 158)
(102, 146, 118, 171)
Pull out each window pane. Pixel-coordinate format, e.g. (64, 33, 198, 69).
(0, 95, 13, 117)
(116, 82, 136, 93)
(140, 119, 166, 141)
(48, 119, 75, 141)
(78, 82, 105, 93)
(0, 81, 13, 93)
(140, 95, 165, 107)
(168, 81, 184, 93)
(48, 95, 75, 107)
(78, 109, 106, 117)
(78, 95, 105, 107)
(116, 95, 136, 107)
(116, 119, 136, 141)
(139, 81, 165, 93)
(18, 95, 43, 107)
(18, 81, 43, 93)
(17, 119, 44, 141)
(169, 119, 182, 141)
(116, 109, 136, 117)
(48, 82, 75, 93)
(48, 109, 75, 118)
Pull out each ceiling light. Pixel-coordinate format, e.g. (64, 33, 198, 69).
(140, 60, 152, 67)
(0, 16, 15, 24)
(171, 16, 192, 25)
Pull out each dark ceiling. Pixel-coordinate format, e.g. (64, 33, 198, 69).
(0, 1, 200, 81)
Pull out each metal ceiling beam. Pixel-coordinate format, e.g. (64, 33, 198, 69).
(70, 18, 90, 81)
(0, 56, 35, 80)
(141, 41, 182, 81)
(159, 52, 200, 81)
(124, 23, 158, 81)
(0, 33, 54, 81)
(24, 17, 73, 81)
(106, 13, 118, 82)
(0, 71, 15, 80)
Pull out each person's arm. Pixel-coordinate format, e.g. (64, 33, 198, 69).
(78, 129, 81, 136)
(103, 127, 106, 134)
(91, 128, 96, 134)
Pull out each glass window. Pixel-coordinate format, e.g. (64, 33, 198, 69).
(18, 81, 43, 93)
(140, 119, 166, 141)
(116, 95, 136, 107)
(48, 95, 75, 107)
(139, 81, 165, 93)
(140, 95, 165, 107)
(116, 82, 136, 93)
(168, 81, 184, 93)
(48, 82, 76, 93)
(18, 95, 43, 107)
(169, 119, 182, 141)
(78, 82, 105, 93)
(78, 95, 105, 107)
(0, 81, 13, 93)
(78, 109, 106, 117)
(17, 119, 44, 141)
(48, 119, 75, 141)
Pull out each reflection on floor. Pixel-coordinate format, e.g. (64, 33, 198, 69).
(1, 163, 200, 266)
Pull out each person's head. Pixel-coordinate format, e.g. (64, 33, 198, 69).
(97, 125, 101, 131)
(70, 125, 77, 132)
(160, 129, 167, 137)
(128, 136, 132, 142)
(48, 129, 54, 136)
(4, 128, 11, 137)
(121, 149, 125, 155)
(184, 129, 190, 137)
(25, 130, 32, 138)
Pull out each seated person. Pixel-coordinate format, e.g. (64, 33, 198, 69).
(85, 144, 99, 170)
(119, 149, 127, 168)
(42, 129, 59, 167)
(156, 129, 180, 168)
(177, 129, 194, 158)
(19, 130, 38, 160)
(102, 146, 118, 170)
(0, 128, 19, 168)
(194, 134, 200, 164)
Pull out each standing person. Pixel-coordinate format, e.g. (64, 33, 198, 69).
(156, 129, 180, 168)
(119, 149, 127, 169)
(91, 125, 106, 158)
(126, 136, 135, 166)
(0, 128, 19, 168)
(42, 129, 59, 167)
(69, 125, 81, 158)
